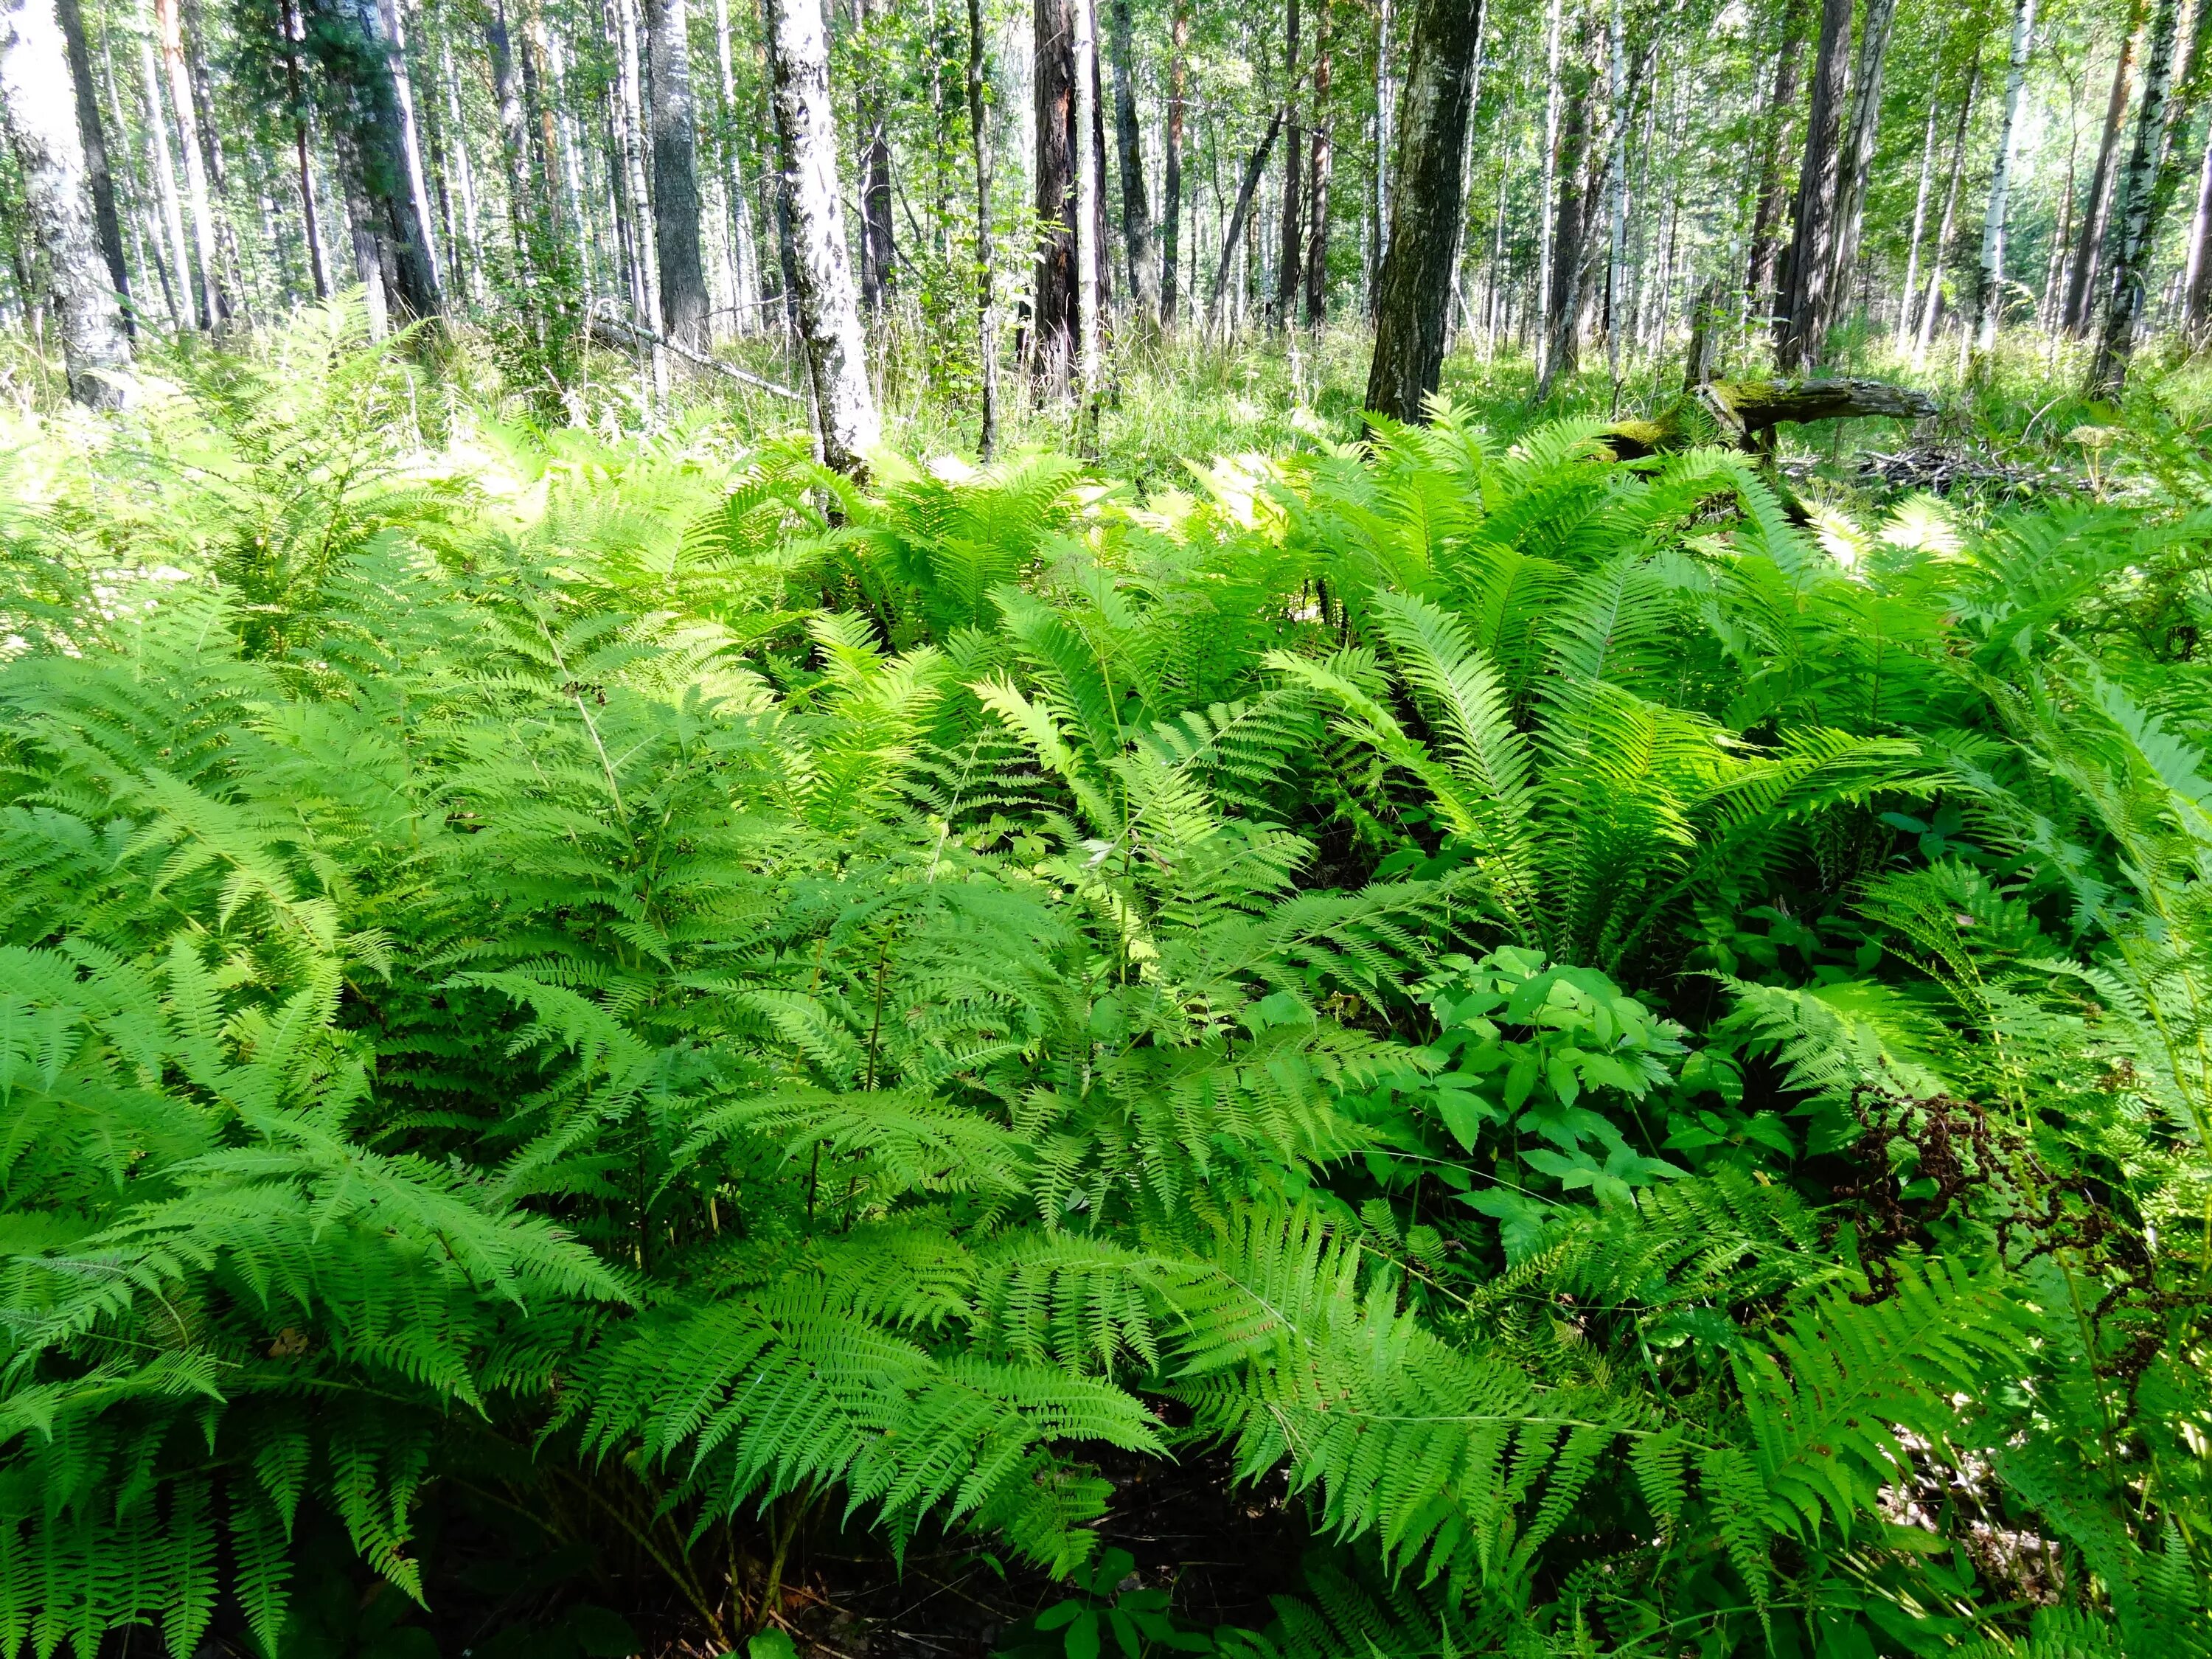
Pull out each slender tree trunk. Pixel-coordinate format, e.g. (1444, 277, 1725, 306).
(2185, 119, 2212, 338)
(855, 0, 894, 310)
(1161, 0, 1184, 326)
(712, 0, 759, 335)
(1109, 0, 1155, 318)
(646, 0, 711, 347)
(2066, 0, 2145, 333)
(328, 0, 441, 321)
(150, 0, 220, 325)
(2093, 0, 2187, 390)
(1274, 0, 1302, 328)
(1773, 0, 1850, 369)
(378, 0, 441, 297)
(965, 0, 997, 453)
(439, 37, 481, 302)
(1969, 0, 2036, 358)
(1917, 56, 1979, 361)
(1602, 0, 1625, 392)
(1539, 49, 1588, 397)
(0, 0, 131, 401)
(1744, 0, 1808, 324)
(1364, 0, 1486, 421)
(1206, 105, 1286, 330)
(179, 0, 248, 314)
(610, 0, 664, 400)
(483, 0, 536, 273)
(1074, 0, 1102, 410)
(765, 0, 879, 472)
(1534, 0, 1562, 370)
(1829, 0, 1898, 319)
(1304, 5, 1332, 326)
(1894, 82, 1941, 353)
(135, 30, 190, 327)
(52, 0, 126, 328)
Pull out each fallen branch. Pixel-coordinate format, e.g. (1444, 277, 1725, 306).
(585, 302, 805, 402)
(1603, 376, 1936, 460)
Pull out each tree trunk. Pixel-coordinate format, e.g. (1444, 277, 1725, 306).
(855, 0, 894, 311)
(1601, 0, 1625, 389)
(1893, 81, 1940, 353)
(1363, 0, 1486, 421)
(1109, 0, 1155, 319)
(1829, 0, 1899, 319)
(764, 0, 879, 473)
(1744, 0, 1808, 323)
(1773, 0, 1850, 369)
(1033, 0, 1077, 392)
(712, 0, 760, 335)
(2185, 119, 2212, 339)
(1304, 6, 1332, 326)
(328, 0, 441, 321)
(2093, 0, 2190, 391)
(644, 0, 711, 348)
(1206, 105, 1286, 330)
(135, 30, 190, 329)
(51, 0, 126, 330)
(2065, 0, 2145, 334)
(0, 0, 130, 401)
(181, 0, 249, 314)
(965, 0, 997, 453)
(150, 0, 221, 326)
(1274, 0, 1301, 329)
(1915, 57, 1978, 361)
(1537, 38, 1589, 398)
(438, 37, 481, 302)
(1534, 0, 1562, 366)
(1969, 0, 2036, 358)
(1161, 0, 1184, 326)
(282, 0, 330, 299)
(1074, 0, 1102, 408)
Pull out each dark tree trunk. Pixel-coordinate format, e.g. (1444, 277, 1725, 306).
(1034, 0, 1077, 391)
(1161, 0, 1185, 325)
(1363, 0, 1486, 422)
(1275, 0, 1302, 328)
(1537, 44, 1589, 398)
(1304, 6, 1332, 326)
(647, 0, 711, 349)
(856, 0, 894, 311)
(1206, 105, 1286, 328)
(2066, 0, 2146, 333)
(51, 0, 125, 328)
(321, 0, 441, 321)
(1773, 0, 1850, 369)
(1744, 0, 1808, 322)
(1829, 0, 1899, 313)
(1109, 0, 1155, 317)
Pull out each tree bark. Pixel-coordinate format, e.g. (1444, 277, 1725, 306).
(1773, 0, 1850, 369)
(1074, 0, 1102, 409)
(1533, 0, 1561, 363)
(965, 0, 997, 453)
(1108, 0, 1155, 318)
(1161, 0, 1185, 326)
(150, 0, 221, 326)
(328, 0, 442, 321)
(2092, 0, 2192, 391)
(1916, 55, 1978, 361)
(1894, 80, 1940, 353)
(51, 0, 126, 330)
(1744, 0, 1807, 325)
(855, 0, 894, 311)
(2066, 0, 2146, 333)
(134, 29, 190, 328)
(1969, 0, 2037, 357)
(2186, 118, 2212, 339)
(1363, 0, 1486, 422)
(1537, 36, 1588, 397)
(1274, 0, 1302, 328)
(1034, 0, 1076, 392)
(764, 0, 879, 473)
(1304, 4, 1332, 326)
(646, 0, 712, 348)
(1206, 105, 1286, 330)
(1829, 0, 1899, 318)
(0, 0, 131, 401)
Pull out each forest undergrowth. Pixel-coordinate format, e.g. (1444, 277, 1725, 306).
(5, 308, 2212, 1658)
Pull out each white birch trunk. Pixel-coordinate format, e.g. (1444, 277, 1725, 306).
(1895, 84, 1939, 354)
(1534, 0, 1563, 378)
(0, 0, 131, 402)
(1073, 0, 1100, 408)
(150, 0, 218, 326)
(765, 0, 879, 473)
(379, 0, 441, 292)
(1972, 0, 2037, 355)
(135, 29, 190, 329)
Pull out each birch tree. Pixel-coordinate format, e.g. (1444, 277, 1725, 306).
(764, 0, 878, 473)
(1969, 0, 2036, 358)
(646, 0, 711, 347)
(1, 0, 131, 399)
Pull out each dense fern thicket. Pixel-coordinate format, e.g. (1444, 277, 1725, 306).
(6, 326, 2212, 1659)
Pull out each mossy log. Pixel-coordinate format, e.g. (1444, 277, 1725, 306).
(1602, 377, 1938, 460)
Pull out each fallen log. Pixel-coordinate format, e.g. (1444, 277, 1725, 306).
(584, 303, 806, 403)
(1602, 376, 1937, 460)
